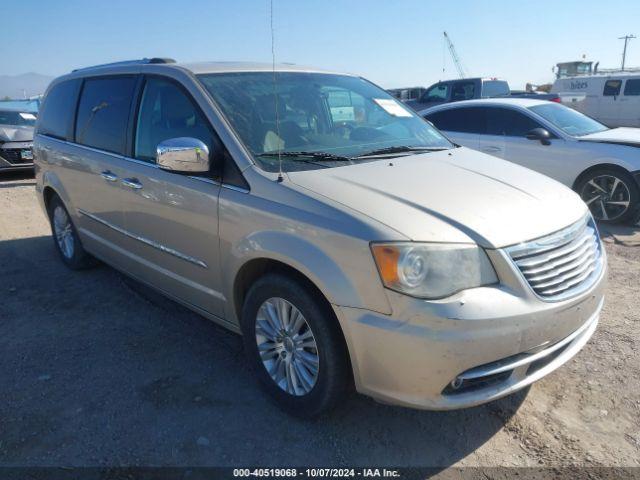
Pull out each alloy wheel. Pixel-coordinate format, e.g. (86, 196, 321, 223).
(53, 206, 75, 259)
(580, 174, 631, 221)
(255, 297, 319, 396)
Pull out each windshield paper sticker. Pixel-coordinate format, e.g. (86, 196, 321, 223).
(19, 113, 37, 120)
(373, 99, 412, 117)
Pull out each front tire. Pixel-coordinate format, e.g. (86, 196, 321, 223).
(240, 273, 350, 418)
(576, 168, 639, 224)
(47, 195, 96, 269)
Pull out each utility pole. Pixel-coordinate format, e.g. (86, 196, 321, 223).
(619, 34, 636, 71)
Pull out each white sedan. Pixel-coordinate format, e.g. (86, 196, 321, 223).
(421, 98, 640, 223)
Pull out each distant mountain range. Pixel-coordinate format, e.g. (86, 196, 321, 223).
(0, 73, 54, 99)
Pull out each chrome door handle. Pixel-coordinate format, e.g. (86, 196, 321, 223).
(482, 146, 502, 152)
(121, 178, 142, 190)
(100, 170, 118, 182)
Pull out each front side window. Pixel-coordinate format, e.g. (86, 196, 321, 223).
(75, 76, 136, 154)
(603, 80, 622, 96)
(425, 107, 485, 134)
(485, 108, 541, 136)
(198, 72, 452, 172)
(135, 77, 214, 162)
(421, 83, 449, 103)
(451, 81, 476, 102)
(37, 79, 81, 140)
(529, 103, 608, 137)
(0, 110, 37, 127)
(623, 79, 640, 96)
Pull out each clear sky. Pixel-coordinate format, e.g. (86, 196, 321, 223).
(2, 0, 639, 89)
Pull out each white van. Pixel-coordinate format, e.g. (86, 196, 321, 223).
(551, 73, 640, 127)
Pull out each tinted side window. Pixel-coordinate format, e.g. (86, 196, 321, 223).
(623, 79, 640, 96)
(421, 83, 449, 103)
(425, 107, 485, 134)
(134, 77, 214, 162)
(451, 81, 476, 102)
(75, 76, 136, 154)
(485, 108, 541, 136)
(603, 80, 622, 96)
(37, 79, 81, 140)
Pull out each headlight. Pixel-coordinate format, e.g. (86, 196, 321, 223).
(371, 243, 497, 299)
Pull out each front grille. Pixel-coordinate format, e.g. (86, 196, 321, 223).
(0, 148, 32, 165)
(506, 216, 603, 301)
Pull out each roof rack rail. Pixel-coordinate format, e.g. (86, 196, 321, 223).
(72, 57, 176, 72)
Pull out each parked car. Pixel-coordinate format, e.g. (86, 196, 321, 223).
(423, 98, 640, 223)
(551, 73, 640, 127)
(35, 59, 605, 416)
(0, 108, 36, 172)
(405, 77, 559, 112)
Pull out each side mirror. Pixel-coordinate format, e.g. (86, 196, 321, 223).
(156, 137, 210, 173)
(525, 128, 552, 146)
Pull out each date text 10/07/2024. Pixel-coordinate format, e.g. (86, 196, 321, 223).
(233, 468, 401, 478)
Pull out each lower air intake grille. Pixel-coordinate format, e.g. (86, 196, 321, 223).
(506, 216, 603, 301)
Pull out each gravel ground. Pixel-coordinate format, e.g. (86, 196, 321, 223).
(0, 171, 639, 470)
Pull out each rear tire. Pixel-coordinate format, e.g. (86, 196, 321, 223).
(47, 195, 97, 270)
(575, 168, 639, 224)
(240, 273, 350, 418)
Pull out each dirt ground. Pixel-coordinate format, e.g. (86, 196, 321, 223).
(0, 171, 639, 471)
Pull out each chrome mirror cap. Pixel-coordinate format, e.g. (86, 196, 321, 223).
(156, 137, 210, 173)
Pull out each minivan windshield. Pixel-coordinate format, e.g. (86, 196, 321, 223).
(0, 110, 37, 127)
(198, 72, 453, 171)
(529, 103, 608, 137)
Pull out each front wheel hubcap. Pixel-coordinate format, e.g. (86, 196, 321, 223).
(581, 174, 631, 221)
(53, 206, 74, 259)
(255, 297, 319, 396)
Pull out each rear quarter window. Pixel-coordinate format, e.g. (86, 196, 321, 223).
(482, 80, 510, 98)
(603, 80, 622, 96)
(425, 107, 485, 134)
(37, 79, 81, 140)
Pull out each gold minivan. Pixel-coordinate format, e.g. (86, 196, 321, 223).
(34, 59, 606, 417)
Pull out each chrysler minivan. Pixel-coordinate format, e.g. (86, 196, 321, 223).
(34, 59, 606, 417)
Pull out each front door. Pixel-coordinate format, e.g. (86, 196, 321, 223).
(619, 78, 640, 127)
(117, 76, 225, 318)
(483, 107, 578, 186)
(598, 79, 623, 127)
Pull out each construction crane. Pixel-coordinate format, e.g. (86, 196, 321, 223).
(443, 31, 468, 79)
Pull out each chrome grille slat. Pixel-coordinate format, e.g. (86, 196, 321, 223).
(538, 263, 598, 296)
(518, 239, 597, 276)
(515, 228, 595, 267)
(526, 248, 597, 284)
(506, 216, 603, 301)
(530, 255, 597, 290)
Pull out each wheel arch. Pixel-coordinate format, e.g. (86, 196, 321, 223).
(572, 162, 635, 191)
(232, 256, 355, 384)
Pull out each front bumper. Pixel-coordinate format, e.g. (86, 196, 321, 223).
(336, 251, 606, 410)
(0, 141, 34, 171)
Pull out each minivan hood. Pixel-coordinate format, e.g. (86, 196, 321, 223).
(287, 148, 587, 248)
(0, 125, 34, 143)
(580, 127, 640, 147)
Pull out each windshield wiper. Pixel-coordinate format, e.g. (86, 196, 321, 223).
(354, 145, 449, 159)
(256, 151, 353, 162)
